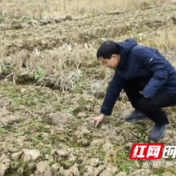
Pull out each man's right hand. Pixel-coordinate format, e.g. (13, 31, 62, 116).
(92, 114, 105, 127)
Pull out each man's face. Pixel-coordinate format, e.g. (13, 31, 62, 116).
(99, 55, 120, 69)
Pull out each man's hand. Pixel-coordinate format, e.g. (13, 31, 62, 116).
(92, 114, 105, 127)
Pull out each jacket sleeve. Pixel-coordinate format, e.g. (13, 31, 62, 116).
(100, 73, 124, 115)
(135, 47, 169, 99)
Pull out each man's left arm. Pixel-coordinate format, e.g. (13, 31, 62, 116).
(135, 47, 169, 99)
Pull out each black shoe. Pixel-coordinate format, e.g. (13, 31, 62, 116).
(149, 123, 169, 141)
(125, 110, 149, 122)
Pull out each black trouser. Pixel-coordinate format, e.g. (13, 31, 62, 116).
(124, 80, 176, 125)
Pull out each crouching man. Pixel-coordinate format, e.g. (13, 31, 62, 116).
(92, 39, 176, 141)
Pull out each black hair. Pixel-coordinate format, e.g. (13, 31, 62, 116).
(96, 40, 121, 59)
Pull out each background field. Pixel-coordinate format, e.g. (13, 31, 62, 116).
(0, 0, 171, 18)
(0, 0, 176, 175)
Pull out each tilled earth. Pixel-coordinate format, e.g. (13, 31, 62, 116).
(1, 1, 176, 176)
(1, 2, 176, 51)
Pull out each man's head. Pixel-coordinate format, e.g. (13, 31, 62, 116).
(97, 41, 121, 69)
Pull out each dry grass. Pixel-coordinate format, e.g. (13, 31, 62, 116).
(1, 29, 176, 95)
(144, 31, 176, 52)
(0, 0, 176, 95)
(0, 0, 171, 19)
(70, 0, 170, 15)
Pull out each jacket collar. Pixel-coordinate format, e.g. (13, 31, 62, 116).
(116, 39, 137, 70)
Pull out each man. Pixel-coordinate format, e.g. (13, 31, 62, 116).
(92, 39, 176, 141)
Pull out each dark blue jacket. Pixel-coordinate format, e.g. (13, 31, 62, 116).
(101, 39, 176, 115)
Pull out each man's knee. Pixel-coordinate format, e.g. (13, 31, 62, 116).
(139, 98, 157, 112)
